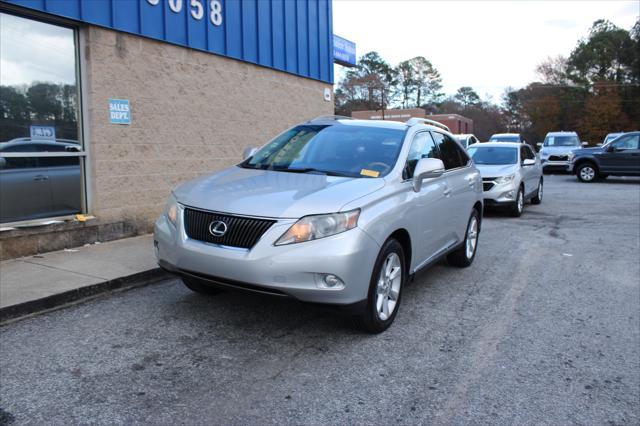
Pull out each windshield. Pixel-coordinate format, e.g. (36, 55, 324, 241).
(543, 135, 579, 147)
(241, 124, 405, 178)
(489, 135, 520, 142)
(468, 146, 518, 165)
(605, 133, 622, 143)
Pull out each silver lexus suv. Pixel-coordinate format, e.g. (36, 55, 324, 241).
(154, 117, 483, 332)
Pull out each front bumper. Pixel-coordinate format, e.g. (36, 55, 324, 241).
(481, 179, 519, 205)
(542, 159, 570, 170)
(154, 207, 380, 305)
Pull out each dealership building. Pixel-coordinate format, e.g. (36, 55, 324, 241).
(0, 0, 351, 258)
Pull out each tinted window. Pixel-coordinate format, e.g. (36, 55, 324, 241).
(468, 146, 518, 165)
(432, 132, 465, 170)
(244, 124, 405, 178)
(520, 146, 527, 163)
(611, 135, 639, 150)
(404, 132, 439, 179)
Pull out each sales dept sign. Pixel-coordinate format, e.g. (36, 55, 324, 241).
(109, 99, 131, 125)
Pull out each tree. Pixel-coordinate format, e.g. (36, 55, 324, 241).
(536, 56, 570, 85)
(335, 51, 397, 115)
(395, 59, 416, 109)
(580, 82, 631, 144)
(454, 87, 480, 107)
(567, 19, 636, 85)
(411, 57, 443, 107)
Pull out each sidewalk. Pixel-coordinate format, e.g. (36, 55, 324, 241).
(0, 234, 168, 324)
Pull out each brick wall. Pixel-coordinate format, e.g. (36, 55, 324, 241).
(83, 26, 333, 233)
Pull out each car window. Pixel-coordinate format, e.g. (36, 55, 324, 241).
(519, 146, 527, 163)
(432, 132, 466, 170)
(38, 157, 80, 168)
(468, 146, 518, 165)
(525, 145, 536, 160)
(404, 132, 439, 179)
(611, 135, 639, 151)
(543, 135, 580, 147)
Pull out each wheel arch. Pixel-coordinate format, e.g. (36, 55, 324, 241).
(387, 228, 412, 273)
(473, 201, 483, 231)
(575, 158, 599, 173)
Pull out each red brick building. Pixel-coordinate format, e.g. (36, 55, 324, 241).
(351, 109, 473, 134)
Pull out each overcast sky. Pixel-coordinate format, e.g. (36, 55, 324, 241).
(332, 0, 639, 103)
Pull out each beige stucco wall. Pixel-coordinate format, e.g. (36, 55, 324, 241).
(82, 26, 333, 233)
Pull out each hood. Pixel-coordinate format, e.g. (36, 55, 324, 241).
(572, 146, 604, 155)
(474, 164, 518, 178)
(540, 145, 581, 155)
(173, 166, 385, 218)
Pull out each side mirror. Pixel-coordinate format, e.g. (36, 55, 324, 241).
(536, 142, 542, 147)
(242, 147, 258, 160)
(413, 158, 445, 192)
(581, 141, 588, 147)
(522, 158, 536, 166)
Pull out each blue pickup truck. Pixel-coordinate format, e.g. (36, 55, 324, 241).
(568, 132, 640, 182)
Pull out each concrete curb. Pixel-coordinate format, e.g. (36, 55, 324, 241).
(0, 268, 171, 325)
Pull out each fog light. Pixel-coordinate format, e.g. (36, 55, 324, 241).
(319, 274, 344, 289)
(504, 190, 515, 199)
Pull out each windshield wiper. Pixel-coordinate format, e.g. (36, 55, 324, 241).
(276, 167, 352, 177)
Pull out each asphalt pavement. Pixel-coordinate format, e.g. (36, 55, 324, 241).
(1, 175, 638, 425)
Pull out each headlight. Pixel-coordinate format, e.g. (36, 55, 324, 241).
(275, 209, 360, 245)
(540, 150, 549, 158)
(495, 174, 515, 184)
(164, 193, 179, 226)
(568, 152, 575, 162)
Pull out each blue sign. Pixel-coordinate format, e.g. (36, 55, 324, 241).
(5, 0, 334, 84)
(333, 35, 356, 67)
(109, 99, 131, 125)
(30, 125, 56, 140)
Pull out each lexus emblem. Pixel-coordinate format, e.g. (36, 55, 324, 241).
(208, 220, 228, 237)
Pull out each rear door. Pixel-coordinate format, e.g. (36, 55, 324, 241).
(0, 145, 53, 222)
(431, 132, 478, 246)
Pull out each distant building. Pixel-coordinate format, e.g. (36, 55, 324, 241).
(351, 108, 473, 134)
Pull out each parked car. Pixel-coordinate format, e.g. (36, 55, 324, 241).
(467, 142, 543, 217)
(455, 134, 480, 149)
(154, 116, 483, 333)
(0, 139, 82, 223)
(489, 133, 525, 144)
(568, 131, 640, 182)
(537, 131, 586, 173)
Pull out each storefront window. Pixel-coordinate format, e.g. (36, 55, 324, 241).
(0, 12, 84, 223)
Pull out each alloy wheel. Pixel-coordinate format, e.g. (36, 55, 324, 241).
(466, 215, 479, 259)
(376, 252, 402, 321)
(517, 189, 524, 213)
(580, 166, 596, 181)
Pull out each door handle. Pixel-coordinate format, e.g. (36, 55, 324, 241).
(33, 175, 48, 181)
(443, 188, 452, 196)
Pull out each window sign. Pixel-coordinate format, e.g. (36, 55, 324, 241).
(109, 99, 131, 125)
(29, 125, 56, 140)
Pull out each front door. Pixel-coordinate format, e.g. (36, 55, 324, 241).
(597, 134, 640, 174)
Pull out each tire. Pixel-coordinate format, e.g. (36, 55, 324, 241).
(577, 163, 597, 182)
(182, 276, 224, 295)
(509, 186, 524, 217)
(531, 179, 543, 205)
(354, 239, 406, 334)
(447, 209, 480, 268)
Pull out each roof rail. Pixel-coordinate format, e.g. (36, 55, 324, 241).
(308, 115, 354, 122)
(405, 117, 450, 132)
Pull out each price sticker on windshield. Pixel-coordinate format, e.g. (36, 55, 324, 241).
(360, 169, 380, 178)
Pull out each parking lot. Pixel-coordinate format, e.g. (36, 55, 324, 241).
(0, 175, 638, 425)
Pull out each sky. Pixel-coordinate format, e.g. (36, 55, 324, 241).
(332, 0, 639, 103)
(0, 13, 76, 87)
